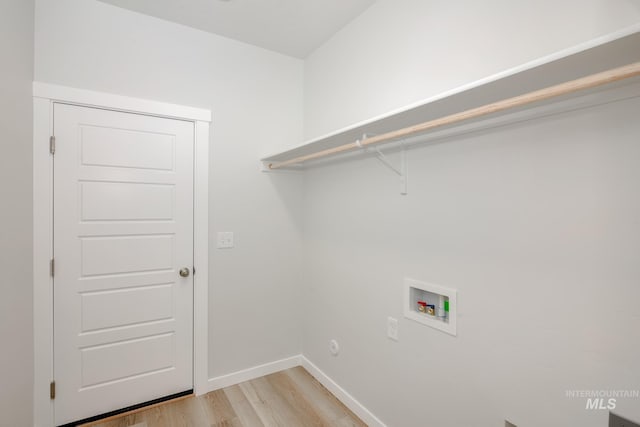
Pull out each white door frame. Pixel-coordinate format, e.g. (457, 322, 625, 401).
(32, 82, 211, 427)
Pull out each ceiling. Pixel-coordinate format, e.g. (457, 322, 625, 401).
(98, 0, 376, 58)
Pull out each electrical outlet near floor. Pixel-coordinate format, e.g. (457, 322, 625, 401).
(387, 317, 398, 341)
(329, 339, 340, 356)
(610, 412, 640, 427)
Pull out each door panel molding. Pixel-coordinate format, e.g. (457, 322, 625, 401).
(33, 83, 210, 427)
(54, 105, 194, 424)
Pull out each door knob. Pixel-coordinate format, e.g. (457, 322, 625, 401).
(179, 268, 190, 278)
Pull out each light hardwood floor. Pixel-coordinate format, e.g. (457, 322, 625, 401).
(81, 366, 367, 427)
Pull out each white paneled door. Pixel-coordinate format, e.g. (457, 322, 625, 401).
(53, 104, 194, 425)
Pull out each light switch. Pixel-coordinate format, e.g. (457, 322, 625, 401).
(217, 232, 234, 249)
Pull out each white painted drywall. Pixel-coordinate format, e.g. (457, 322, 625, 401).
(302, 1, 640, 426)
(34, 0, 305, 378)
(303, 96, 640, 427)
(304, 0, 640, 139)
(29, 1, 640, 425)
(0, 0, 34, 426)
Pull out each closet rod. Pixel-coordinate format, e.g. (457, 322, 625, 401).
(268, 61, 640, 170)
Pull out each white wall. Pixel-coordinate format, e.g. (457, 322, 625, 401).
(302, 1, 640, 426)
(303, 97, 640, 427)
(304, 0, 640, 139)
(34, 0, 305, 378)
(28, 1, 640, 425)
(0, 1, 34, 426)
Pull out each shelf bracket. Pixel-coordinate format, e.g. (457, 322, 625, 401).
(356, 135, 407, 195)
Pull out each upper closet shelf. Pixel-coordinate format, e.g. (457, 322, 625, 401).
(261, 27, 640, 171)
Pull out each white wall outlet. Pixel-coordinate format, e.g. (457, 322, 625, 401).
(217, 231, 234, 249)
(387, 317, 399, 341)
(329, 339, 340, 356)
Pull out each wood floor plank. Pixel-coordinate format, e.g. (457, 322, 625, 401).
(145, 402, 168, 427)
(265, 371, 328, 426)
(238, 380, 288, 427)
(84, 367, 366, 427)
(132, 404, 171, 427)
(161, 396, 208, 427)
(199, 388, 238, 424)
(88, 412, 149, 427)
(249, 375, 319, 427)
(80, 395, 192, 427)
(284, 366, 365, 426)
(210, 418, 244, 427)
(79, 395, 193, 427)
(223, 384, 265, 427)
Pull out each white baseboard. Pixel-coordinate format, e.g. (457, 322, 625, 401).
(300, 356, 387, 427)
(206, 354, 386, 427)
(207, 355, 302, 392)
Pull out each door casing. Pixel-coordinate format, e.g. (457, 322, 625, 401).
(33, 82, 211, 427)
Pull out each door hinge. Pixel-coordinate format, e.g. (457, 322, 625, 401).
(50, 258, 55, 277)
(49, 136, 55, 155)
(50, 381, 55, 400)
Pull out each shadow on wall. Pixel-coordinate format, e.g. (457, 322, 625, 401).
(262, 170, 305, 234)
